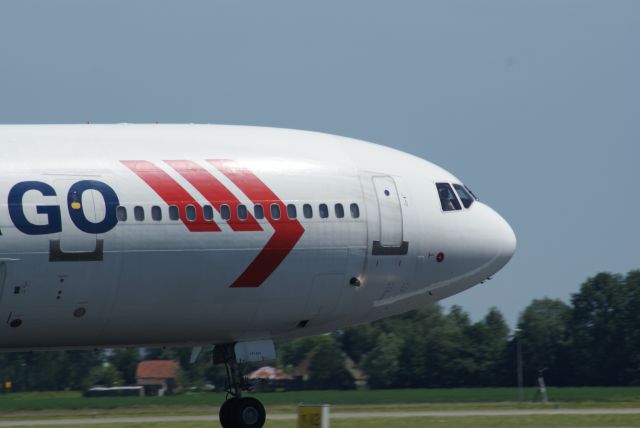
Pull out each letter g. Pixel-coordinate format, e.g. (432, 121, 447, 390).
(8, 181, 62, 235)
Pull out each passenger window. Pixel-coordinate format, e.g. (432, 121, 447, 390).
(185, 205, 197, 221)
(151, 205, 162, 221)
(134, 206, 145, 221)
(221, 204, 231, 220)
(238, 204, 248, 220)
(270, 204, 281, 220)
(287, 204, 297, 219)
(203, 205, 214, 221)
(350, 203, 360, 218)
(254, 204, 265, 220)
(453, 184, 474, 209)
(319, 204, 329, 218)
(169, 205, 180, 221)
(335, 203, 344, 218)
(436, 183, 462, 211)
(303, 204, 313, 219)
(116, 206, 127, 222)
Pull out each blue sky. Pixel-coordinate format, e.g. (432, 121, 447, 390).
(1, 1, 638, 327)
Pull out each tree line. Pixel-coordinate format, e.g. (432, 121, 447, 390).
(0, 270, 638, 391)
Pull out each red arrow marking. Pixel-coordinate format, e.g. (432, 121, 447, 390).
(165, 160, 263, 232)
(121, 160, 221, 232)
(209, 159, 305, 288)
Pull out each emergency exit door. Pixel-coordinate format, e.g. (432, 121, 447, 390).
(372, 176, 408, 255)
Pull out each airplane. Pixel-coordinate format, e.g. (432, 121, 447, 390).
(0, 124, 516, 428)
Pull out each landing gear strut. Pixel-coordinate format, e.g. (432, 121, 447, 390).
(215, 344, 266, 428)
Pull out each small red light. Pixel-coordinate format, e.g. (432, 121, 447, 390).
(436, 252, 445, 263)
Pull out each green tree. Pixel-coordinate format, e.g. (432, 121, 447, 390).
(278, 336, 327, 368)
(144, 347, 179, 360)
(483, 307, 510, 357)
(337, 324, 379, 365)
(109, 349, 141, 385)
(517, 298, 571, 386)
(467, 307, 510, 386)
(361, 332, 403, 388)
(85, 364, 124, 388)
(306, 336, 355, 390)
(0, 350, 102, 391)
(568, 272, 628, 385)
(427, 306, 475, 387)
(620, 270, 640, 384)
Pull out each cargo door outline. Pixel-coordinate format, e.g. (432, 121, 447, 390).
(0, 260, 30, 328)
(51, 179, 104, 262)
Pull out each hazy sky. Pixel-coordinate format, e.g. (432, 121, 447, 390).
(0, 1, 638, 327)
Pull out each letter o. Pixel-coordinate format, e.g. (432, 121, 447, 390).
(68, 180, 120, 234)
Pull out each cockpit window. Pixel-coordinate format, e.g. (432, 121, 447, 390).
(436, 183, 462, 211)
(453, 184, 474, 208)
(465, 185, 478, 201)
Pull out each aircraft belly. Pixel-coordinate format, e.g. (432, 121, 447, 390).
(101, 246, 364, 345)
(0, 253, 119, 348)
(0, 244, 365, 348)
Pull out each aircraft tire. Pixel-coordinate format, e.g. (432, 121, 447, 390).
(232, 397, 266, 428)
(219, 397, 239, 428)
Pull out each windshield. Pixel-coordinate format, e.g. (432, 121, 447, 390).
(436, 183, 462, 211)
(453, 184, 474, 208)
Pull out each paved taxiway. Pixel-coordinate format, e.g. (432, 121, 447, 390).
(0, 408, 640, 426)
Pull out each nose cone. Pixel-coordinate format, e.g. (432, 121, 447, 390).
(486, 204, 517, 272)
(497, 213, 516, 264)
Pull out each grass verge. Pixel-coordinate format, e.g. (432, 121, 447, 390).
(1, 387, 640, 413)
(9, 415, 640, 428)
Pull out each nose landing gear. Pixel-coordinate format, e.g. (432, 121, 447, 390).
(216, 344, 267, 428)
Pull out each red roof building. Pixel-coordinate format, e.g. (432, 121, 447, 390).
(136, 360, 180, 396)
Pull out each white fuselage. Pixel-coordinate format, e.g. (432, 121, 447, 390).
(0, 125, 515, 350)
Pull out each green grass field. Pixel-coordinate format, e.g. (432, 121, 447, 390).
(1, 389, 640, 428)
(1, 387, 640, 413)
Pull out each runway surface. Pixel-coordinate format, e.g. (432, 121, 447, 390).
(0, 408, 640, 426)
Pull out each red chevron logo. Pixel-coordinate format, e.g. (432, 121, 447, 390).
(208, 159, 306, 288)
(122, 159, 305, 288)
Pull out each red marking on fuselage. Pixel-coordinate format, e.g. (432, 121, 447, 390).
(165, 160, 262, 232)
(121, 160, 221, 232)
(208, 159, 305, 288)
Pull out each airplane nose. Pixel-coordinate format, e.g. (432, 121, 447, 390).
(499, 215, 516, 260)
(466, 202, 517, 279)
(490, 207, 517, 270)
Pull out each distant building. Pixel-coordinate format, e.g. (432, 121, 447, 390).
(136, 360, 179, 396)
(247, 366, 294, 392)
(84, 386, 144, 398)
(248, 366, 293, 381)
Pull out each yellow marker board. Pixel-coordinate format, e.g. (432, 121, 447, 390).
(298, 404, 329, 428)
